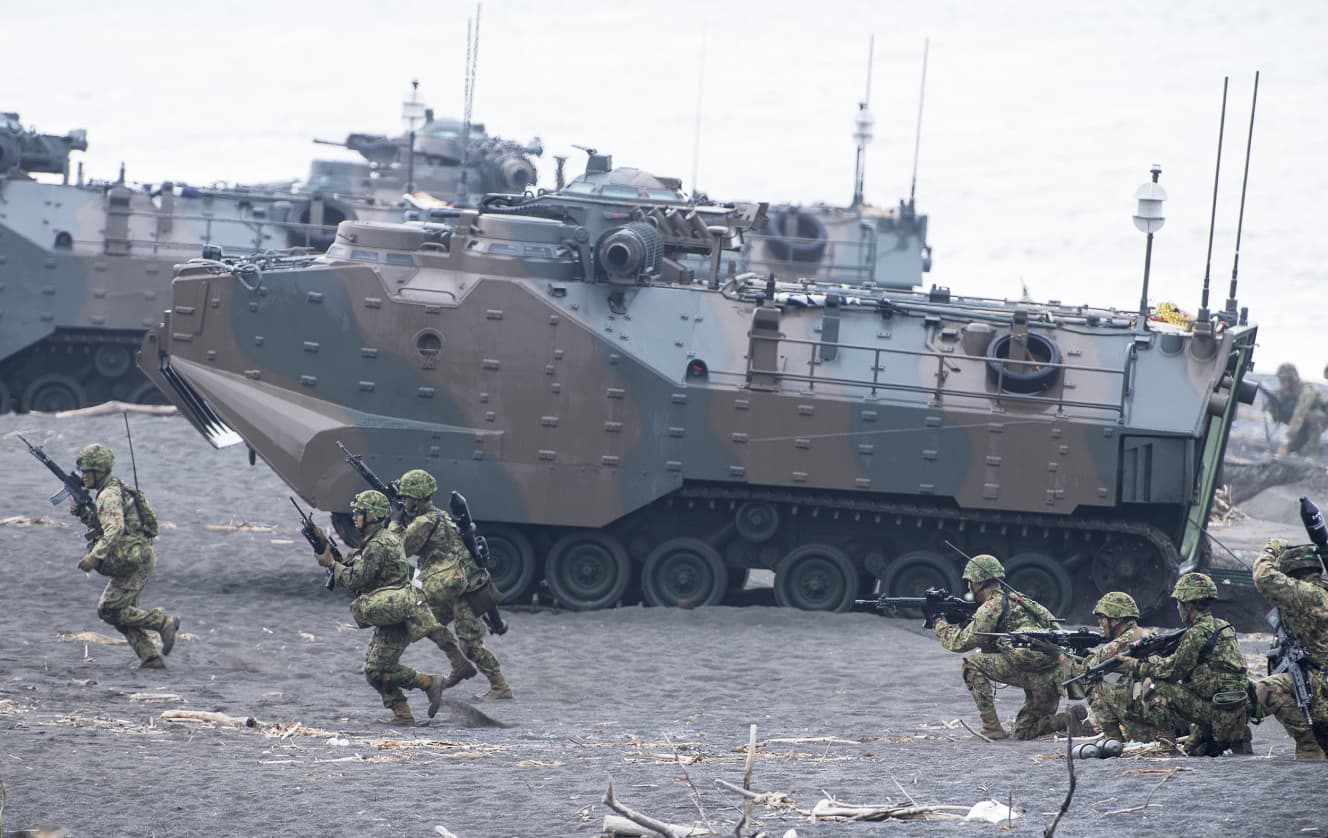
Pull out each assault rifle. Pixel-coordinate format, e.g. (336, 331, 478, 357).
(976, 629, 1105, 655)
(291, 497, 342, 591)
(336, 441, 404, 516)
(1266, 609, 1315, 727)
(857, 587, 978, 629)
(449, 491, 508, 636)
(19, 434, 101, 538)
(1062, 627, 1189, 688)
(1259, 383, 1291, 425)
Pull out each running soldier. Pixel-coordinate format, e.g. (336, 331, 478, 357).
(392, 469, 512, 702)
(72, 443, 180, 670)
(314, 490, 445, 725)
(934, 555, 1086, 739)
(1272, 363, 1328, 457)
(1252, 537, 1328, 759)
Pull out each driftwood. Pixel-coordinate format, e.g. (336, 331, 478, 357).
(600, 814, 715, 837)
(712, 780, 795, 809)
(601, 782, 716, 837)
(53, 401, 176, 418)
(809, 800, 969, 822)
(160, 709, 258, 728)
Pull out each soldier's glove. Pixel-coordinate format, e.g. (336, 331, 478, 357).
(77, 553, 99, 573)
(314, 547, 336, 569)
(311, 525, 330, 554)
(1263, 537, 1289, 556)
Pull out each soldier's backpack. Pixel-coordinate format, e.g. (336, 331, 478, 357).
(121, 485, 160, 539)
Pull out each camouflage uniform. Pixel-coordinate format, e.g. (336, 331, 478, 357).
(327, 490, 443, 722)
(935, 555, 1075, 739)
(393, 469, 511, 700)
(1080, 592, 1179, 742)
(1252, 538, 1328, 759)
(1135, 573, 1252, 756)
(74, 444, 178, 668)
(1276, 364, 1328, 456)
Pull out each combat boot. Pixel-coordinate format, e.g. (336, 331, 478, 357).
(387, 702, 416, 727)
(139, 656, 166, 670)
(159, 615, 180, 656)
(476, 672, 514, 702)
(978, 709, 1008, 740)
(1099, 720, 1127, 743)
(1228, 729, 1255, 756)
(1046, 704, 1091, 735)
(420, 673, 445, 718)
(1292, 731, 1327, 761)
(441, 643, 478, 688)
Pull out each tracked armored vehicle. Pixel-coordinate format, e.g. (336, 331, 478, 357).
(142, 155, 1257, 617)
(0, 109, 539, 413)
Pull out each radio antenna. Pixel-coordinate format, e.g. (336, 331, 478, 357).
(123, 411, 140, 492)
(909, 37, 930, 207)
(1198, 76, 1229, 321)
(1226, 71, 1259, 319)
(851, 36, 875, 209)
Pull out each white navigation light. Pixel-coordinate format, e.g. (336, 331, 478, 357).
(1133, 168, 1166, 234)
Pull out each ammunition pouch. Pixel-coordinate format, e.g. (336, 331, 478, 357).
(351, 584, 418, 628)
(463, 578, 505, 614)
(1212, 689, 1248, 709)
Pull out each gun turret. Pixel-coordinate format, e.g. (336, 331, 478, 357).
(0, 112, 87, 175)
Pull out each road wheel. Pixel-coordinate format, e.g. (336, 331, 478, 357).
(484, 526, 537, 603)
(641, 537, 726, 608)
(773, 544, 856, 612)
(545, 530, 630, 611)
(1005, 552, 1074, 617)
(22, 373, 86, 413)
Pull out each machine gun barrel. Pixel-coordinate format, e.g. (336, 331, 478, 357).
(18, 434, 100, 535)
(336, 441, 403, 513)
(1063, 627, 1188, 688)
(291, 496, 342, 591)
(856, 587, 977, 629)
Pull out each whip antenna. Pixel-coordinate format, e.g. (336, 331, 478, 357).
(851, 36, 875, 209)
(122, 411, 140, 492)
(1198, 76, 1228, 320)
(1226, 70, 1259, 319)
(909, 37, 930, 207)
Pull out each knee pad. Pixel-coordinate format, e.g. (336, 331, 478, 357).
(365, 669, 385, 691)
(97, 605, 121, 625)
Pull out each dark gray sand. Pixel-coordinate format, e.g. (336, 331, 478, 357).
(1, 412, 1322, 837)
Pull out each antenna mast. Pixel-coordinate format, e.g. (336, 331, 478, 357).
(457, 3, 482, 207)
(909, 37, 930, 207)
(851, 36, 874, 209)
(690, 35, 706, 197)
(1226, 71, 1259, 320)
(1198, 77, 1229, 322)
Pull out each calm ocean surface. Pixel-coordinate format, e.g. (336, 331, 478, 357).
(9, 0, 1326, 374)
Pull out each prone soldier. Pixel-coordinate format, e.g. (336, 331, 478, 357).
(392, 469, 512, 702)
(1115, 573, 1253, 756)
(71, 444, 180, 670)
(1252, 536, 1328, 759)
(314, 490, 446, 725)
(933, 554, 1086, 740)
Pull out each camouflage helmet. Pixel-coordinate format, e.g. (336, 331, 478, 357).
(76, 443, 114, 473)
(1277, 546, 1325, 577)
(1092, 591, 1140, 619)
(397, 469, 437, 500)
(1171, 572, 1219, 602)
(1277, 362, 1299, 380)
(961, 554, 1005, 584)
(350, 489, 391, 521)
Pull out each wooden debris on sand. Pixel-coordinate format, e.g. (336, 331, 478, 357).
(0, 515, 65, 528)
(809, 799, 970, 822)
(56, 631, 126, 646)
(1209, 485, 1244, 525)
(53, 401, 177, 418)
(205, 521, 277, 533)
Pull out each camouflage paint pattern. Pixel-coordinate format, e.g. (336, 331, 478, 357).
(1252, 538, 1328, 750)
(141, 161, 1258, 614)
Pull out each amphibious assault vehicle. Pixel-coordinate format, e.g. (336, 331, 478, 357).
(0, 109, 540, 413)
(142, 155, 1257, 617)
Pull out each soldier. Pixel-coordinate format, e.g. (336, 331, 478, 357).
(1080, 592, 1180, 743)
(1116, 572, 1253, 756)
(314, 490, 445, 725)
(1252, 537, 1328, 760)
(1273, 363, 1328, 457)
(392, 469, 512, 702)
(72, 443, 179, 670)
(934, 555, 1086, 740)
